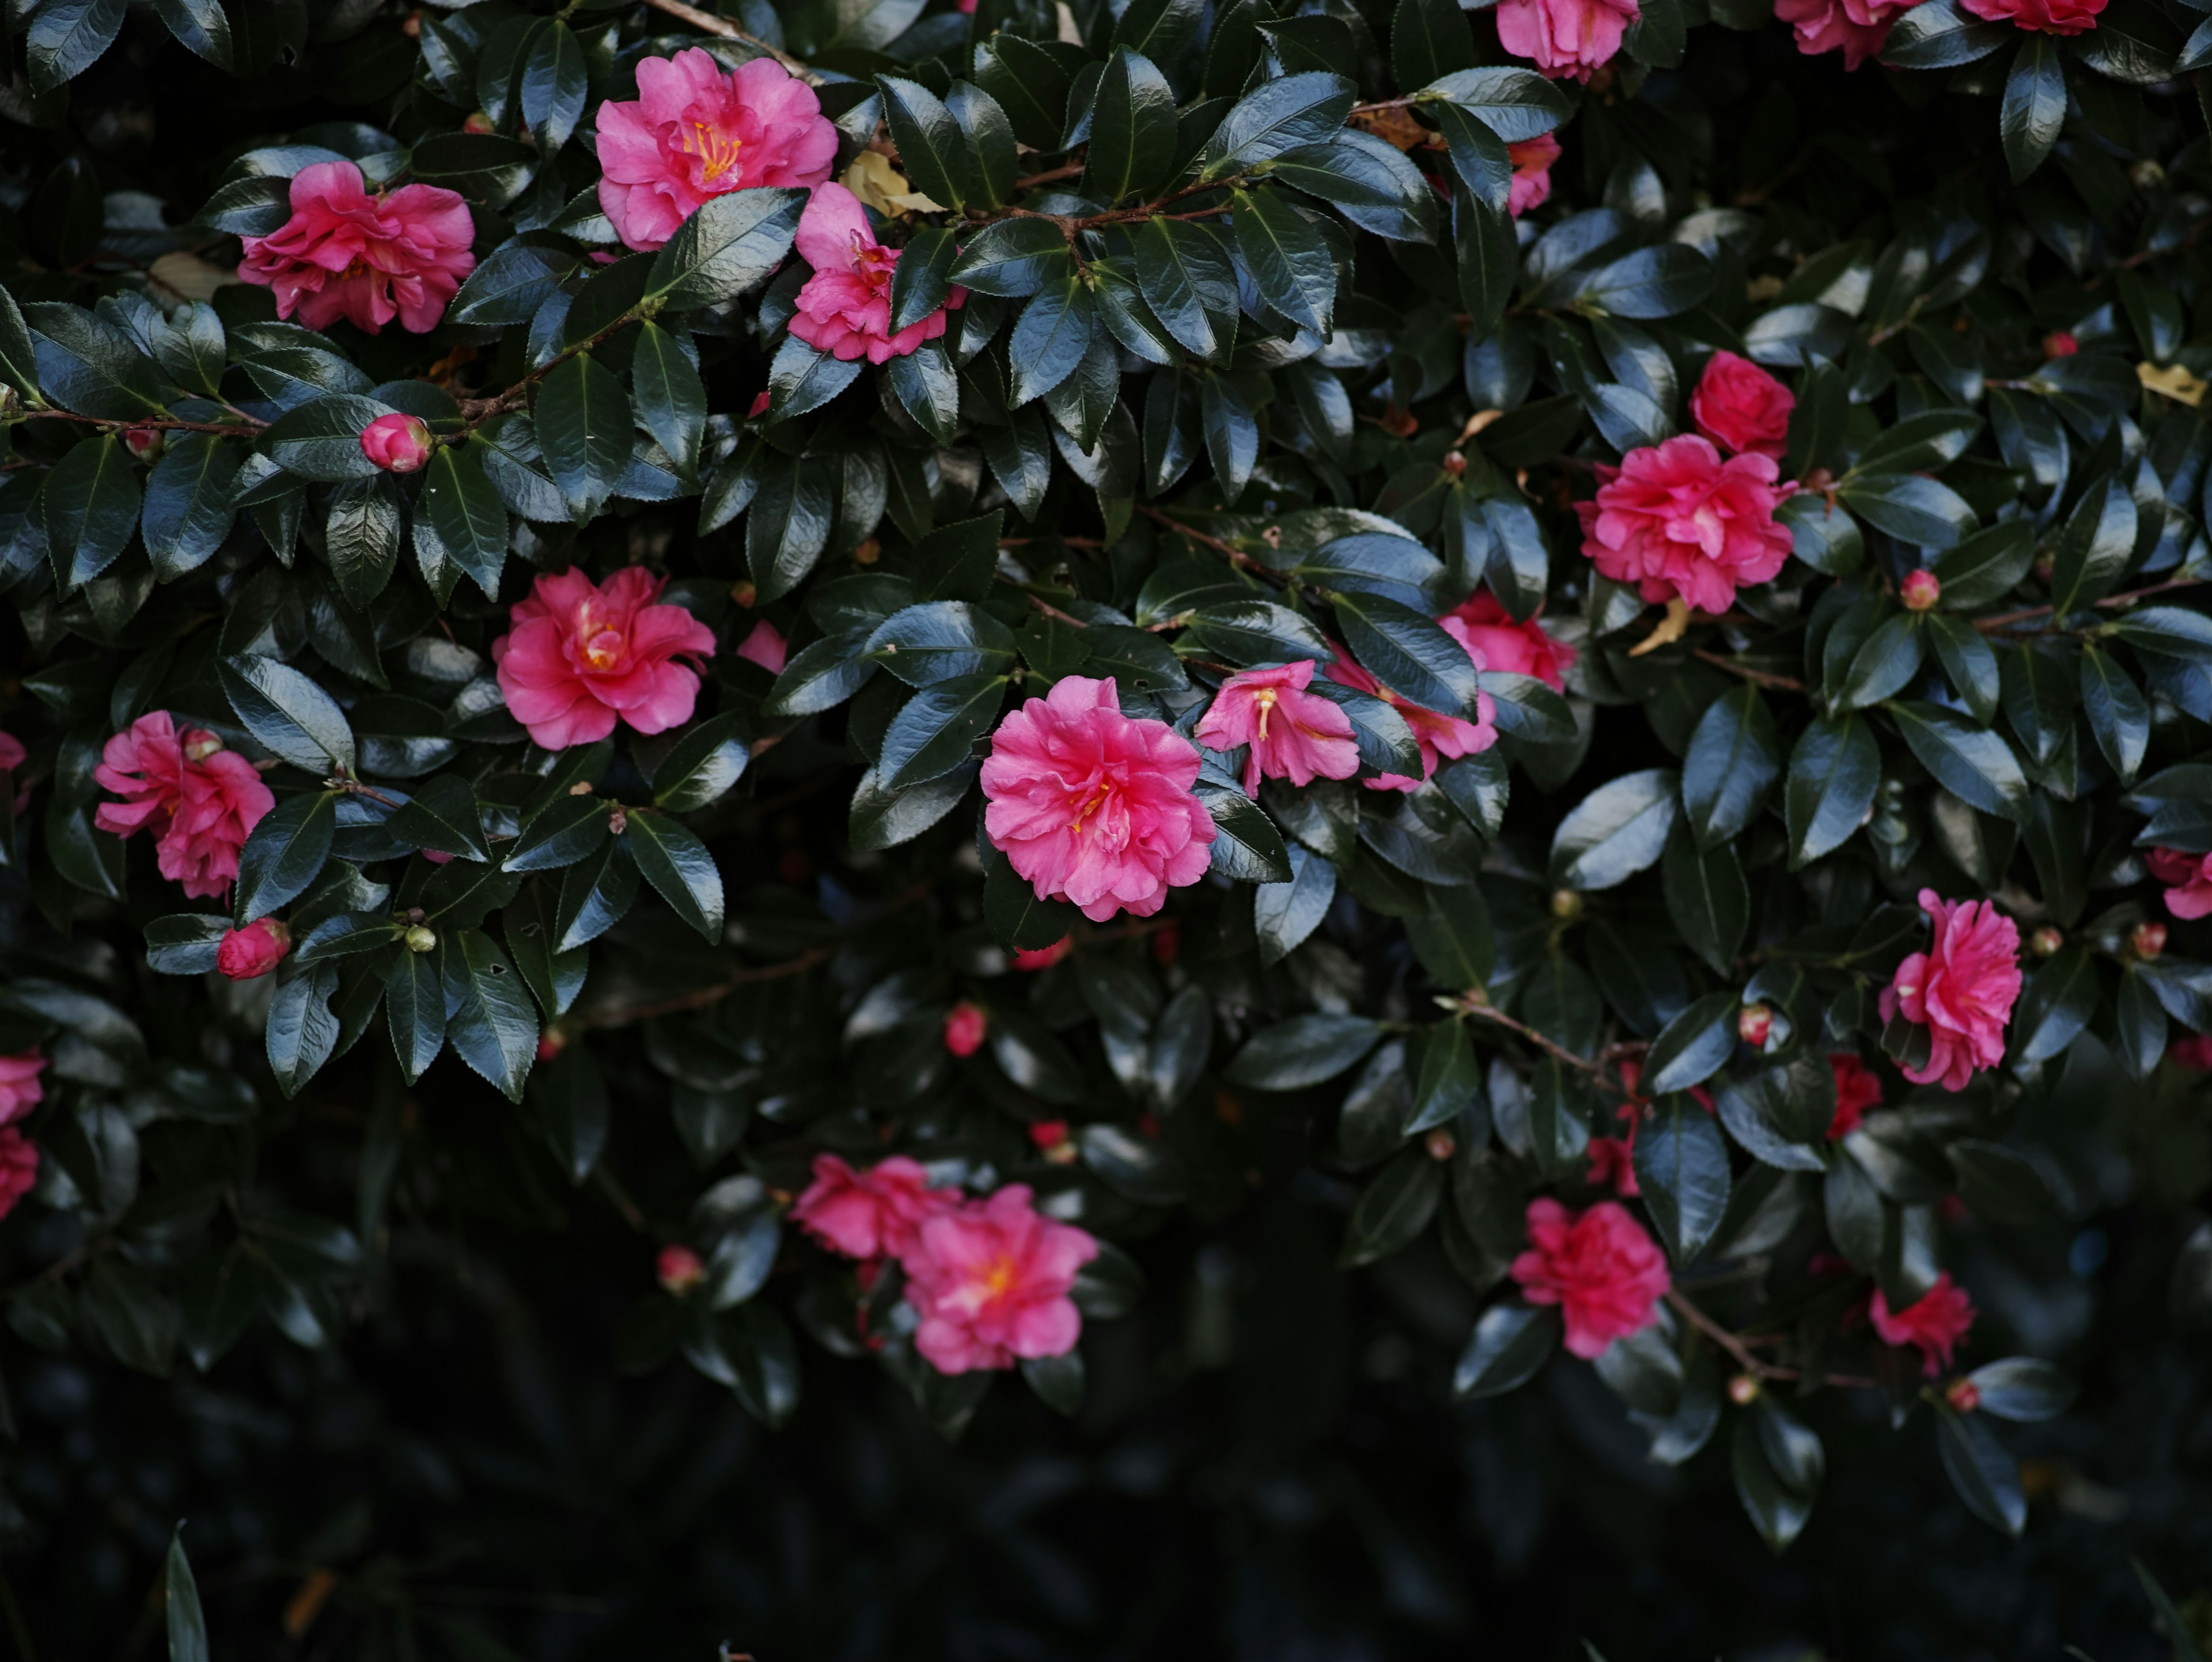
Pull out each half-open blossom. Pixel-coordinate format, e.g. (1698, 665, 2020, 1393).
(2147, 847, 2212, 920)
(1869, 1273, 1975, 1376)
(1507, 134, 1562, 216)
(790, 183, 964, 365)
(1775, 0, 1923, 69)
(1440, 592, 1575, 691)
(0, 1129, 35, 1221)
(1690, 351, 1796, 460)
(1495, 0, 1641, 78)
(94, 714, 275, 900)
(1880, 889, 2022, 1092)
(491, 567, 718, 750)
(1510, 1198, 1671, 1359)
(734, 618, 787, 675)
(594, 48, 838, 252)
(791, 1153, 959, 1263)
(237, 161, 475, 335)
(0, 1050, 46, 1125)
(217, 918, 291, 980)
(361, 412, 434, 474)
(1576, 435, 1795, 616)
(1325, 618, 1498, 792)
(1959, 0, 2104, 31)
(123, 428, 164, 462)
(1829, 1053, 1883, 1139)
(1194, 660, 1359, 797)
(902, 1184, 1099, 1375)
(944, 1001, 988, 1058)
(981, 676, 1216, 922)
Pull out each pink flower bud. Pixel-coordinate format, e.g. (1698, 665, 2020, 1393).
(2030, 926, 2064, 957)
(1728, 1373, 1760, 1405)
(1028, 1119, 1069, 1151)
(748, 389, 771, 419)
(2131, 920, 2168, 960)
(1423, 1129, 1456, 1161)
(1151, 922, 1180, 966)
(1738, 1002, 1773, 1048)
(1945, 1376, 1981, 1412)
(463, 110, 497, 135)
(123, 427, 165, 462)
(361, 412, 434, 474)
(1442, 449, 1468, 476)
(657, 1244, 706, 1294)
(536, 1029, 566, 1062)
(943, 1001, 988, 1058)
(1900, 569, 1941, 612)
(216, 917, 291, 980)
(2042, 331, 2079, 359)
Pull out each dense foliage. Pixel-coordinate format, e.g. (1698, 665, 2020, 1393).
(5, 0, 2212, 1648)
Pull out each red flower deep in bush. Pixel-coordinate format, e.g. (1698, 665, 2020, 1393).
(656, 1244, 706, 1294)
(593, 48, 838, 252)
(1195, 660, 1359, 797)
(2147, 847, 2212, 919)
(0, 1129, 35, 1222)
(790, 183, 965, 365)
(1494, 0, 1641, 78)
(1506, 135, 1562, 215)
(1438, 593, 1576, 691)
(1881, 889, 2022, 1092)
(1577, 436, 1796, 616)
(1959, 0, 2105, 32)
(236, 161, 476, 335)
(0, 732, 21, 773)
(1774, 0, 1925, 69)
(902, 1184, 1099, 1375)
(0, 1049, 46, 1126)
(217, 918, 291, 980)
(1689, 350, 1796, 460)
(2172, 1035, 2212, 1071)
(981, 676, 1217, 923)
(1869, 1273, 1976, 1376)
(94, 715, 275, 901)
(1510, 1198, 1671, 1358)
(791, 1154, 959, 1263)
(1828, 1053, 1883, 1138)
(943, 1001, 988, 1058)
(1325, 619, 1499, 791)
(491, 568, 718, 750)
(361, 412, 434, 474)
(734, 619, 788, 675)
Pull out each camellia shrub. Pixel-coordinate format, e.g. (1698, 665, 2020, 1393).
(5, 0, 2212, 1646)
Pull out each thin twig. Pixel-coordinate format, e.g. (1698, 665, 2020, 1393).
(634, 0, 810, 73)
(1692, 648, 1806, 692)
(18, 410, 264, 436)
(1972, 574, 2210, 634)
(1455, 995, 1607, 1078)
(1134, 503, 1262, 569)
(1666, 1290, 1879, 1390)
(574, 946, 836, 1028)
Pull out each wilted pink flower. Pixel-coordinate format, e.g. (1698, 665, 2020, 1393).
(656, 1244, 706, 1293)
(594, 48, 838, 252)
(94, 714, 274, 900)
(237, 161, 475, 335)
(217, 918, 291, 980)
(1495, 0, 1640, 77)
(944, 1001, 988, 1058)
(1880, 889, 2022, 1092)
(792, 1153, 958, 1263)
(2147, 847, 2212, 921)
(1869, 1273, 1975, 1376)
(1439, 592, 1575, 691)
(491, 567, 718, 750)
(1690, 350, 1795, 460)
(0, 1050, 46, 1125)
(1775, 0, 1923, 69)
(1506, 134, 1561, 216)
(902, 1184, 1099, 1374)
(361, 412, 434, 473)
(1194, 660, 1359, 797)
(1013, 938, 1074, 972)
(0, 1129, 35, 1221)
(1576, 435, 1795, 616)
(1829, 1053, 1883, 1139)
(1959, 0, 2104, 31)
(1325, 618, 1498, 792)
(790, 182, 964, 365)
(1510, 1198, 1671, 1358)
(981, 676, 1217, 922)
(734, 618, 787, 675)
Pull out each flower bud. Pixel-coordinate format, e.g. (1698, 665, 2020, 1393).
(216, 917, 290, 980)
(2041, 331, 2079, 361)
(1151, 921, 1180, 966)
(536, 1029, 566, 1062)
(2030, 926, 2064, 957)
(1029, 1119, 1078, 1163)
(1441, 449, 1468, 476)
(2130, 920, 2167, 960)
(463, 110, 497, 135)
(0, 385, 21, 422)
(360, 411, 434, 474)
(1424, 1129, 1456, 1162)
(399, 7, 422, 35)
(1737, 1002, 1772, 1048)
(1728, 1373, 1760, 1406)
(943, 1000, 988, 1058)
(1549, 889, 1583, 921)
(729, 579, 758, 608)
(122, 427, 165, 463)
(1900, 569, 1941, 612)
(404, 925, 438, 953)
(853, 537, 881, 566)
(1944, 1376, 1981, 1413)
(656, 1244, 706, 1295)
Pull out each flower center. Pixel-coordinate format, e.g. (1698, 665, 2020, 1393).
(1254, 687, 1278, 743)
(582, 627, 626, 671)
(974, 1253, 1021, 1300)
(678, 120, 743, 181)
(342, 255, 370, 279)
(851, 235, 897, 294)
(1068, 781, 1115, 835)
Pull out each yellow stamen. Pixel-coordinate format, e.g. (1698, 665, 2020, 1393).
(1069, 782, 1113, 835)
(1255, 687, 1278, 743)
(978, 1255, 1020, 1298)
(678, 120, 743, 181)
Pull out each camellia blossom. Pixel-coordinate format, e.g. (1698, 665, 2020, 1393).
(789, 182, 964, 365)
(1959, 0, 2105, 32)
(217, 918, 291, 981)
(944, 1001, 988, 1058)
(2146, 847, 2212, 920)
(980, 676, 1217, 923)
(361, 412, 434, 474)
(1507, 134, 1562, 216)
(1325, 618, 1499, 791)
(1869, 1273, 1976, 1376)
(1829, 1053, 1883, 1139)
(594, 48, 838, 252)
(1689, 350, 1796, 460)
(1575, 435, 1795, 616)
(1588, 1124, 1639, 1197)
(902, 1184, 1100, 1375)
(1510, 1198, 1671, 1359)
(1194, 660, 1359, 797)
(791, 1154, 959, 1263)
(1774, 0, 1924, 70)
(0, 1129, 35, 1222)
(1880, 889, 2022, 1093)
(94, 714, 275, 900)
(0, 1049, 46, 1125)
(1495, 0, 1641, 78)
(1440, 592, 1576, 692)
(491, 567, 718, 750)
(236, 161, 475, 335)
(734, 618, 788, 675)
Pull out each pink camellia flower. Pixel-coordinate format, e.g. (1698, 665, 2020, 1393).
(1495, 0, 1641, 77)
(1689, 350, 1796, 461)
(1013, 939, 1073, 971)
(980, 676, 1217, 923)
(360, 412, 434, 474)
(1506, 134, 1562, 216)
(2171, 1035, 2212, 1071)
(1829, 1053, 1883, 1139)
(1588, 1131, 1638, 1197)
(237, 161, 475, 335)
(1575, 435, 1795, 617)
(0, 1050, 46, 1125)
(1958, 0, 2104, 32)
(656, 1243, 706, 1294)
(1879, 889, 2022, 1093)
(2043, 331, 2080, 358)
(2146, 847, 2212, 920)
(944, 1001, 988, 1058)
(1775, 0, 1923, 69)
(1510, 1197, 1671, 1359)
(491, 567, 718, 750)
(1439, 592, 1576, 691)
(94, 714, 275, 900)
(734, 618, 787, 675)
(1869, 1273, 1976, 1376)
(1324, 618, 1499, 792)
(594, 48, 838, 253)
(1194, 660, 1359, 797)
(902, 1184, 1099, 1375)
(791, 1153, 958, 1263)
(0, 1129, 35, 1222)
(217, 918, 291, 981)
(789, 182, 965, 365)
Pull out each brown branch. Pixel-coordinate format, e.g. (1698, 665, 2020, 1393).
(0, 1237, 104, 1303)
(574, 945, 835, 1028)
(1972, 574, 2211, 634)
(18, 409, 265, 436)
(634, 0, 810, 73)
(1692, 648, 1806, 693)
(1454, 994, 1608, 1078)
(1666, 1291, 1878, 1390)
(1134, 502, 1263, 570)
